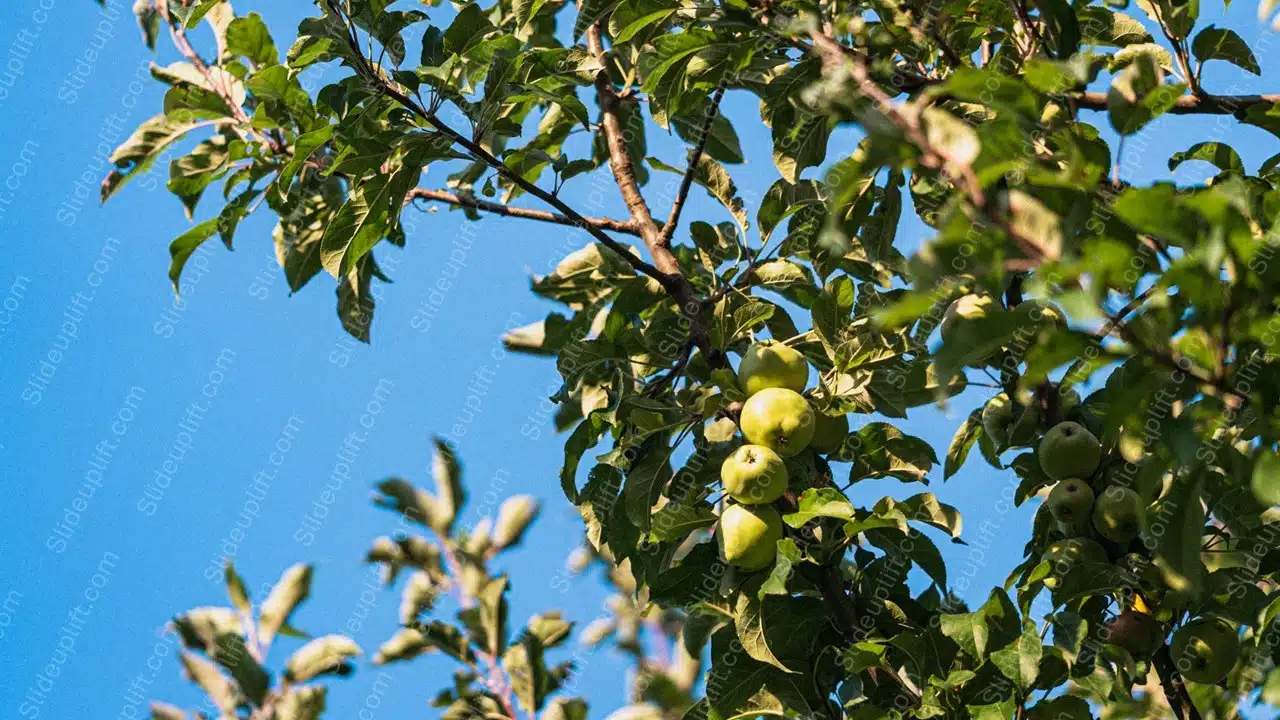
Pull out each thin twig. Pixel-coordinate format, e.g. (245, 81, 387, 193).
(405, 188, 641, 235)
(659, 81, 728, 245)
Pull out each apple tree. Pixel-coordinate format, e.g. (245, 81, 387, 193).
(99, 0, 1280, 717)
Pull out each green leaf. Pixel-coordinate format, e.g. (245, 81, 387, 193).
(259, 564, 313, 648)
(945, 409, 983, 480)
(1078, 8, 1154, 47)
(284, 635, 362, 683)
(847, 422, 937, 483)
(167, 219, 220, 293)
(896, 493, 964, 540)
(783, 488, 855, 527)
(574, 0, 621, 40)
(103, 115, 213, 202)
(759, 539, 800, 596)
(648, 503, 716, 542)
(1192, 25, 1261, 75)
(1146, 472, 1205, 598)
(1252, 451, 1280, 506)
(1107, 55, 1186, 135)
(623, 436, 673, 530)
(273, 126, 333, 200)
(989, 622, 1042, 691)
(276, 687, 327, 720)
(178, 652, 241, 714)
(226, 13, 277, 66)
(319, 151, 425, 277)
(493, 495, 540, 549)
(647, 154, 746, 231)
(939, 589, 1020, 660)
(758, 180, 822, 242)
(772, 112, 831, 183)
(431, 438, 465, 534)
(224, 563, 250, 613)
(1029, 0, 1081, 57)
(1168, 141, 1244, 174)
(734, 591, 828, 673)
(504, 634, 552, 714)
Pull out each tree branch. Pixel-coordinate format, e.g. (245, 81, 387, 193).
(585, 20, 723, 367)
(659, 81, 727, 245)
(323, 1, 673, 288)
(405, 188, 642, 236)
(1153, 643, 1203, 720)
(806, 32, 1056, 263)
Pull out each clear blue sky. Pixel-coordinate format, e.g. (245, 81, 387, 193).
(0, 1, 1273, 718)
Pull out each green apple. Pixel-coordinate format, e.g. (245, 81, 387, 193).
(1093, 485, 1144, 543)
(1107, 610, 1161, 657)
(1170, 617, 1239, 684)
(721, 445, 788, 505)
(940, 293, 1000, 344)
(1016, 300, 1066, 328)
(1042, 537, 1107, 588)
(809, 410, 849, 455)
(739, 388, 815, 457)
(1038, 422, 1103, 480)
(982, 393, 1015, 446)
(1046, 478, 1095, 534)
(738, 340, 809, 396)
(718, 503, 783, 570)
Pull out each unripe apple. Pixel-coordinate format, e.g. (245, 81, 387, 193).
(1170, 616, 1239, 684)
(720, 445, 788, 505)
(1093, 485, 1144, 543)
(1107, 610, 1161, 657)
(738, 340, 809, 396)
(809, 410, 849, 454)
(1046, 478, 1095, 534)
(739, 388, 815, 457)
(982, 393, 1015, 446)
(940, 293, 1000, 344)
(1038, 422, 1102, 480)
(1042, 537, 1107, 588)
(718, 503, 783, 570)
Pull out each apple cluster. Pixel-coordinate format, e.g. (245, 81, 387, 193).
(975, 351, 1241, 683)
(716, 340, 849, 571)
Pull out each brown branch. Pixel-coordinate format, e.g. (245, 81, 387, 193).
(1153, 643, 1203, 720)
(405, 188, 642, 235)
(585, 19, 723, 367)
(1072, 90, 1280, 114)
(585, 24, 666, 263)
(659, 81, 727, 245)
(324, 1, 672, 287)
(806, 32, 1055, 263)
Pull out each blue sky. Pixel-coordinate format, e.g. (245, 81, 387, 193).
(0, 0, 1274, 718)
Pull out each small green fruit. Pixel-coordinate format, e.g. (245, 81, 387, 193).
(721, 445, 788, 505)
(718, 503, 783, 570)
(809, 411, 849, 454)
(1046, 479, 1095, 534)
(739, 388, 815, 457)
(1093, 485, 1144, 543)
(1107, 610, 1161, 657)
(940, 294, 1000, 344)
(1039, 422, 1102, 480)
(1042, 537, 1108, 588)
(1170, 617, 1239, 684)
(738, 340, 809, 396)
(982, 393, 1015, 447)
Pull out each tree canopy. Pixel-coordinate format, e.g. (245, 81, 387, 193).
(98, 0, 1280, 718)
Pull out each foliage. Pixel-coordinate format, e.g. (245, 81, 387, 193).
(100, 0, 1280, 718)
